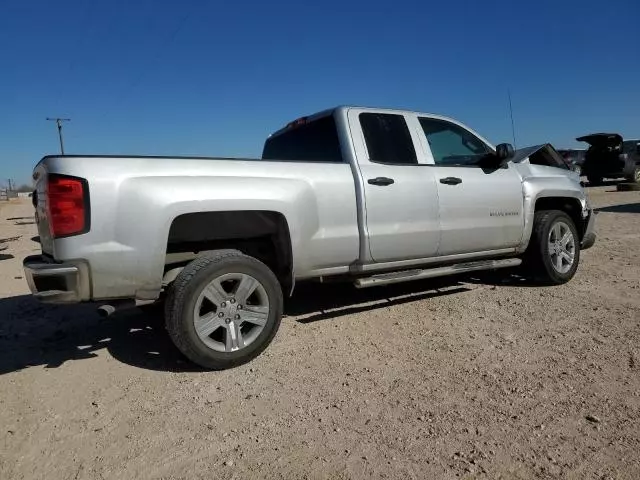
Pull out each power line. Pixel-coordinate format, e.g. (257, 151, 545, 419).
(100, 4, 200, 120)
(46, 118, 71, 154)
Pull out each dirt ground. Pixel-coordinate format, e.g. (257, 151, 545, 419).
(1, 187, 639, 480)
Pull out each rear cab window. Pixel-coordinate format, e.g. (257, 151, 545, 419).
(262, 115, 343, 162)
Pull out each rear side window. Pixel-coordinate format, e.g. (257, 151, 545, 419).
(359, 113, 417, 165)
(262, 115, 343, 162)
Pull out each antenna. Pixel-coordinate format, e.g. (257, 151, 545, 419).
(508, 90, 517, 149)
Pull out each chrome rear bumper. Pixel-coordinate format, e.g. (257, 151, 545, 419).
(23, 255, 87, 303)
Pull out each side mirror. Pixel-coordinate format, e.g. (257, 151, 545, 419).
(496, 143, 515, 160)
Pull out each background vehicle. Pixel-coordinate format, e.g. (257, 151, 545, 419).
(577, 133, 640, 184)
(23, 106, 596, 369)
(558, 149, 586, 176)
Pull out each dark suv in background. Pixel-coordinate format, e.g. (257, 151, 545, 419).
(577, 133, 640, 185)
(557, 149, 586, 176)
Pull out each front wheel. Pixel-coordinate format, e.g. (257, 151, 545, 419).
(523, 210, 581, 285)
(165, 250, 283, 370)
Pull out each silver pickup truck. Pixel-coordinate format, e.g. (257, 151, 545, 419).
(24, 106, 596, 369)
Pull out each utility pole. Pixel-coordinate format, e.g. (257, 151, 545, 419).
(46, 117, 71, 154)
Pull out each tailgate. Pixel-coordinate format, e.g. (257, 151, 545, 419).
(32, 165, 55, 256)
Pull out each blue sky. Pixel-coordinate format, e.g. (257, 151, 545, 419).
(1, 0, 639, 185)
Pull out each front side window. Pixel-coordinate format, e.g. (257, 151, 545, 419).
(359, 113, 418, 165)
(419, 118, 490, 166)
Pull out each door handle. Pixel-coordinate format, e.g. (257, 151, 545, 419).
(439, 177, 462, 185)
(368, 177, 395, 186)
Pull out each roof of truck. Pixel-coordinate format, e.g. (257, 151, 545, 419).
(269, 105, 462, 138)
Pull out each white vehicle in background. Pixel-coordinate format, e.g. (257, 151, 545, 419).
(24, 106, 595, 369)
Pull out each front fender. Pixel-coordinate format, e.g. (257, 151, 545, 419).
(517, 174, 587, 253)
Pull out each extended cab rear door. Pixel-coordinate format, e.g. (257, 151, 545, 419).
(347, 109, 441, 262)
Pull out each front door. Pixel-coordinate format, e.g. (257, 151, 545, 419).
(417, 117, 524, 256)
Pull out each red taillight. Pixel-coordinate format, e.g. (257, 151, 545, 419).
(47, 175, 89, 238)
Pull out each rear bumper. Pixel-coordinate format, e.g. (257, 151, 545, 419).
(581, 210, 596, 250)
(23, 255, 89, 303)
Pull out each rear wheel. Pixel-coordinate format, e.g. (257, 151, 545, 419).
(617, 182, 640, 192)
(626, 167, 640, 183)
(523, 210, 580, 285)
(165, 250, 283, 370)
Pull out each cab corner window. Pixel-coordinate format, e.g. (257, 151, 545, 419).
(359, 113, 418, 165)
(419, 118, 490, 167)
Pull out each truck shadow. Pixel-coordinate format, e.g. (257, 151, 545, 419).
(595, 202, 640, 214)
(0, 295, 197, 376)
(287, 279, 470, 324)
(0, 273, 527, 375)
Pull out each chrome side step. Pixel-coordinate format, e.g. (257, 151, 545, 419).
(354, 258, 522, 289)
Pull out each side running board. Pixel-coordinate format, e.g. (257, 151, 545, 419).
(354, 258, 522, 289)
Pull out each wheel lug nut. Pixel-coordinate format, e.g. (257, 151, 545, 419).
(218, 312, 224, 318)
(220, 302, 226, 308)
(230, 298, 236, 304)
(225, 318, 231, 324)
(237, 305, 243, 310)
(235, 314, 241, 320)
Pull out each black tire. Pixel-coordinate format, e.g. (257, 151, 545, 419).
(523, 210, 580, 285)
(617, 182, 640, 192)
(587, 175, 602, 186)
(165, 250, 283, 370)
(625, 167, 640, 184)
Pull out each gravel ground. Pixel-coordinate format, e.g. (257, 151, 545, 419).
(1, 187, 639, 480)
